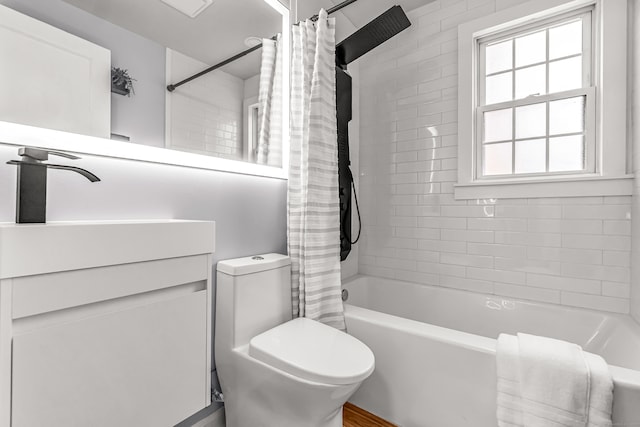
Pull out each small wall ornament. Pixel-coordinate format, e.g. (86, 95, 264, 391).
(111, 67, 136, 97)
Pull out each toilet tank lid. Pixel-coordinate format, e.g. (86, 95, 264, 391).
(217, 253, 290, 276)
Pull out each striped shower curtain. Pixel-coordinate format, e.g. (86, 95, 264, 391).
(257, 35, 283, 167)
(288, 9, 345, 330)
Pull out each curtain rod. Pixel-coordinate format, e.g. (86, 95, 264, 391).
(167, 0, 359, 92)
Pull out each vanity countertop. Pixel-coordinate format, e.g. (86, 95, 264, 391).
(0, 219, 211, 227)
(0, 220, 215, 279)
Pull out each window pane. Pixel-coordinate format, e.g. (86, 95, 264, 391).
(515, 139, 546, 174)
(486, 72, 513, 104)
(549, 20, 582, 60)
(515, 65, 546, 99)
(549, 96, 584, 135)
(484, 108, 512, 142)
(515, 30, 546, 67)
(549, 135, 584, 171)
(549, 56, 582, 93)
(515, 102, 546, 139)
(484, 142, 513, 175)
(486, 40, 513, 74)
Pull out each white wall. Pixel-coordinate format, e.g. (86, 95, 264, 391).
(0, 0, 166, 147)
(631, 0, 640, 323)
(357, 0, 633, 314)
(0, 145, 287, 314)
(244, 74, 261, 100)
(0, 141, 287, 423)
(167, 50, 245, 160)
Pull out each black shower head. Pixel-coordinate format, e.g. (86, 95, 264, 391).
(335, 5, 411, 67)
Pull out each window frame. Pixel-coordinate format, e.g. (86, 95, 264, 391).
(456, 0, 631, 200)
(478, 10, 594, 179)
(477, 90, 597, 179)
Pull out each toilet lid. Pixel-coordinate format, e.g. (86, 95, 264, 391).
(249, 317, 375, 385)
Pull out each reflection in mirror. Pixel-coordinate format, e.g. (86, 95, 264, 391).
(0, 0, 288, 171)
(165, 17, 284, 167)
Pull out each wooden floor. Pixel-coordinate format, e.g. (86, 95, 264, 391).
(343, 402, 397, 427)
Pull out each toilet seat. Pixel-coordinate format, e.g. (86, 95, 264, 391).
(249, 317, 375, 385)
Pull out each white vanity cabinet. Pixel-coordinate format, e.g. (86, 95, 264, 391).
(0, 220, 215, 427)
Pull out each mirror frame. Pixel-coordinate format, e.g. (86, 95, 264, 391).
(0, 0, 290, 180)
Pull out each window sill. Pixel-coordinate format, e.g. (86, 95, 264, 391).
(454, 175, 633, 200)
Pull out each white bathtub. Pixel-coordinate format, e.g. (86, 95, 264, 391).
(343, 275, 640, 427)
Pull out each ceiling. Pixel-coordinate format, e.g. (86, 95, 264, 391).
(62, 0, 282, 79)
(61, 0, 437, 80)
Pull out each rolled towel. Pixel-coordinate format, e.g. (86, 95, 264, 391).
(497, 333, 613, 427)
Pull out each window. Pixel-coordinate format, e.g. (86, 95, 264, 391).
(244, 101, 260, 163)
(479, 13, 593, 178)
(456, 0, 630, 199)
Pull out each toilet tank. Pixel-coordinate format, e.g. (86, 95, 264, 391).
(216, 254, 292, 349)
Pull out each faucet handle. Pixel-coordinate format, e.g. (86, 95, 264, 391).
(18, 147, 80, 161)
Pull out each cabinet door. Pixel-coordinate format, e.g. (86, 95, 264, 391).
(0, 4, 110, 138)
(11, 291, 207, 427)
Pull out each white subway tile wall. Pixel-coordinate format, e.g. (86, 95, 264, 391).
(632, 0, 640, 323)
(357, 0, 633, 314)
(169, 50, 244, 160)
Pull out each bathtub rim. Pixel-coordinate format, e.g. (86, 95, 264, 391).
(342, 274, 639, 332)
(342, 275, 640, 388)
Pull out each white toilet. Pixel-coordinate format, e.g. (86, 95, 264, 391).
(215, 253, 374, 427)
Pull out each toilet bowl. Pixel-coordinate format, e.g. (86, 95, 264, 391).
(215, 254, 374, 427)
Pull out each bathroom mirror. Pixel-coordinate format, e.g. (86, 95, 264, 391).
(0, 0, 290, 178)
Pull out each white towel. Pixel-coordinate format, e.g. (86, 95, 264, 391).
(497, 333, 613, 427)
(584, 353, 614, 427)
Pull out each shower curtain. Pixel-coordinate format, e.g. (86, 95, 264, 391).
(257, 36, 283, 167)
(288, 9, 345, 330)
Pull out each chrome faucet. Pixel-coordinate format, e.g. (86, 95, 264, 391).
(6, 147, 100, 223)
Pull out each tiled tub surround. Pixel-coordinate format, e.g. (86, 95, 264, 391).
(631, 0, 640, 323)
(167, 49, 245, 160)
(343, 275, 640, 427)
(357, 0, 632, 314)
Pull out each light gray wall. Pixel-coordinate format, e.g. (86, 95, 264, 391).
(0, 0, 166, 147)
(0, 3, 271, 422)
(0, 143, 287, 423)
(0, 1, 357, 424)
